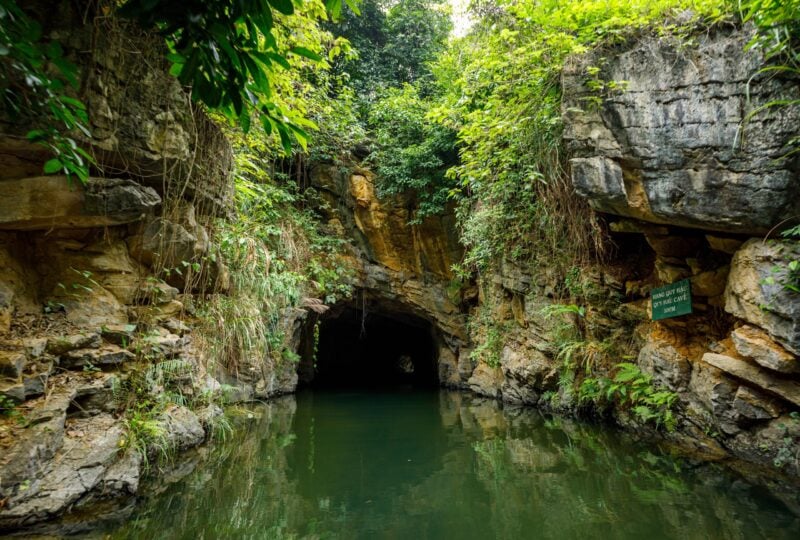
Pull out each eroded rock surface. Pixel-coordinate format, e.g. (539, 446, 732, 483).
(563, 28, 800, 234)
(725, 240, 800, 354)
(0, 177, 160, 231)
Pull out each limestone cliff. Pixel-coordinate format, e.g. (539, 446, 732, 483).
(460, 25, 800, 479)
(0, 4, 234, 530)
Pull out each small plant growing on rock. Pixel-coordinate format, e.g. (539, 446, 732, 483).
(579, 363, 678, 431)
(0, 395, 26, 425)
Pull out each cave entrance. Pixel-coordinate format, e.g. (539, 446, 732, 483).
(301, 303, 439, 389)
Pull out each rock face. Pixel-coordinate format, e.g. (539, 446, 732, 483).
(0, 3, 233, 217)
(563, 27, 800, 234)
(0, 177, 160, 231)
(725, 240, 800, 354)
(305, 166, 469, 385)
(732, 325, 798, 374)
(539, 23, 800, 479)
(0, 2, 236, 533)
(701, 353, 800, 408)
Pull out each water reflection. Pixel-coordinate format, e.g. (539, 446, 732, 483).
(105, 390, 799, 540)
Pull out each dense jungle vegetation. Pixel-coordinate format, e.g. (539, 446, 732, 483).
(2, 0, 798, 420)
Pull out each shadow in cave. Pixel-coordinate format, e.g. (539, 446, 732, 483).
(309, 305, 438, 389)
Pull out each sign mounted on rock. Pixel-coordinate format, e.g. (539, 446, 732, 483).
(651, 279, 692, 321)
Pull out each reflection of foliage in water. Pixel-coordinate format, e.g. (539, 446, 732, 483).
(106, 392, 798, 540)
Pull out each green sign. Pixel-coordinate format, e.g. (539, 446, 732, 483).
(651, 279, 692, 321)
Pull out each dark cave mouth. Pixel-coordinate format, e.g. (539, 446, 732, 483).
(306, 306, 439, 389)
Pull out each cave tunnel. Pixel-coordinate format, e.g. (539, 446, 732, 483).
(301, 302, 439, 389)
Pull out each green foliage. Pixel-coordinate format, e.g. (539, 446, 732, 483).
(0, 0, 93, 183)
(382, 0, 452, 91)
(579, 363, 678, 431)
(367, 84, 457, 221)
(325, 0, 456, 219)
(198, 127, 356, 375)
(740, 0, 800, 63)
(331, 0, 452, 101)
(0, 394, 26, 425)
(468, 302, 508, 368)
(118, 0, 358, 152)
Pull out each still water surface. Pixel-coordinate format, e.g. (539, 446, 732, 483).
(107, 389, 798, 539)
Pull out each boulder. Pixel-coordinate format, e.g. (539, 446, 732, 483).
(158, 405, 205, 450)
(467, 363, 504, 399)
(499, 346, 557, 405)
(645, 233, 705, 259)
(41, 238, 146, 306)
(655, 258, 691, 284)
(690, 266, 729, 297)
(0, 414, 138, 529)
(701, 353, 800, 407)
(101, 324, 137, 346)
(706, 235, 744, 254)
(23, 373, 48, 399)
(137, 330, 183, 359)
(61, 287, 129, 328)
(437, 346, 461, 387)
(724, 239, 800, 354)
(0, 177, 160, 230)
(128, 205, 209, 272)
(637, 338, 692, 391)
(688, 360, 740, 435)
(21, 337, 48, 359)
(731, 325, 798, 374)
(128, 218, 198, 269)
(0, 380, 26, 402)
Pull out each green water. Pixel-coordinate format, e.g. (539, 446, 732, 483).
(107, 389, 798, 540)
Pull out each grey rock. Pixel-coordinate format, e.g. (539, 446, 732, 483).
(732, 385, 782, 421)
(21, 338, 48, 359)
(688, 360, 740, 435)
(563, 28, 800, 234)
(725, 239, 800, 354)
(731, 325, 798, 374)
(437, 346, 461, 387)
(0, 380, 26, 402)
(500, 346, 557, 405)
(23, 373, 48, 399)
(467, 363, 504, 399)
(61, 286, 130, 329)
(638, 338, 692, 391)
(457, 347, 476, 384)
(162, 318, 190, 336)
(158, 405, 205, 451)
(82, 178, 161, 222)
(137, 330, 183, 358)
(0, 414, 136, 529)
(702, 353, 800, 407)
(128, 213, 206, 271)
(46, 333, 102, 356)
(706, 235, 744, 254)
(101, 324, 138, 347)
(0, 390, 71, 496)
(60, 345, 135, 370)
